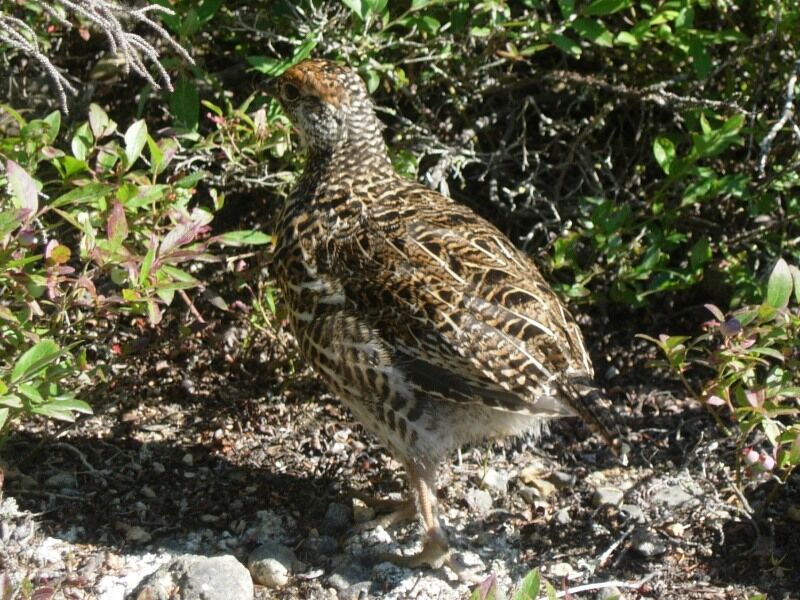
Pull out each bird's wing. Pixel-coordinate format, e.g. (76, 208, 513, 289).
(323, 183, 617, 443)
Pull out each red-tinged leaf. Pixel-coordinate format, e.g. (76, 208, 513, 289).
(6, 159, 39, 215)
(704, 303, 725, 322)
(147, 300, 162, 325)
(107, 201, 129, 245)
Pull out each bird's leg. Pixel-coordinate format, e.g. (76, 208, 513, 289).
(378, 463, 483, 582)
(379, 462, 449, 569)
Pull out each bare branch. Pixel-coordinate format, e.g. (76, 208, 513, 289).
(758, 56, 800, 178)
(0, 0, 195, 113)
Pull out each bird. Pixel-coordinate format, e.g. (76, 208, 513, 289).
(270, 58, 620, 574)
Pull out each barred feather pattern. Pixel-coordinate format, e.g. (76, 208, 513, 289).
(272, 59, 618, 468)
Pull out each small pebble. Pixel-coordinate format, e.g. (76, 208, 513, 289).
(481, 468, 508, 494)
(466, 488, 493, 515)
(554, 508, 571, 525)
(248, 541, 297, 588)
(663, 522, 685, 538)
(620, 504, 645, 523)
(592, 486, 624, 507)
(352, 499, 375, 524)
(321, 502, 352, 536)
(632, 529, 667, 558)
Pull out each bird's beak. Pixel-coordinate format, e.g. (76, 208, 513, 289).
(265, 77, 279, 98)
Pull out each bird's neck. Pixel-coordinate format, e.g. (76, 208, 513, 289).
(301, 134, 395, 195)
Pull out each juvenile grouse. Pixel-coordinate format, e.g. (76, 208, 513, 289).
(271, 59, 618, 572)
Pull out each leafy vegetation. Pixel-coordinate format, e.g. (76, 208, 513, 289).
(643, 258, 800, 485)
(0, 104, 270, 435)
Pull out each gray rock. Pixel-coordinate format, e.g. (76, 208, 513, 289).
(321, 502, 352, 536)
(652, 486, 695, 508)
(597, 585, 624, 599)
(518, 486, 548, 509)
(129, 554, 252, 600)
(248, 541, 297, 589)
(620, 504, 646, 523)
(304, 534, 340, 556)
(592, 486, 624, 507)
(465, 488, 493, 515)
(338, 581, 372, 600)
(554, 508, 571, 525)
(548, 470, 576, 490)
(328, 563, 371, 591)
(481, 468, 508, 494)
(632, 529, 667, 558)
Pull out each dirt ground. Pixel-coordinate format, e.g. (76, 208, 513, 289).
(1, 272, 799, 599)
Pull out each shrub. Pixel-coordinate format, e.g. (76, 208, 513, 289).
(0, 103, 270, 436)
(642, 259, 800, 484)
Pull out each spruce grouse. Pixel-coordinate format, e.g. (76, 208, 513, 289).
(270, 59, 620, 573)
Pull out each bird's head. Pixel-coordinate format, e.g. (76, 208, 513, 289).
(272, 59, 383, 155)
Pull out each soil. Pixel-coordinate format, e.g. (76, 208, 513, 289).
(1, 255, 799, 600)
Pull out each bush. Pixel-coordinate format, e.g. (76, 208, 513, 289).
(643, 259, 800, 483)
(0, 103, 270, 435)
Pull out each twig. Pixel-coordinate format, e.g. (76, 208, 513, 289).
(179, 288, 206, 324)
(595, 523, 635, 570)
(1, 1, 194, 113)
(505, 70, 750, 114)
(49, 441, 110, 476)
(758, 56, 800, 177)
(539, 572, 657, 600)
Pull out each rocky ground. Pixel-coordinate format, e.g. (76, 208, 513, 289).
(1, 309, 799, 600)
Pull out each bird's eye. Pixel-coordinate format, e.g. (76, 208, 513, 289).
(282, 83, 300, 102)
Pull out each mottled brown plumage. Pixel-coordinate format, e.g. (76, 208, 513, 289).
(271, 59, 618, 573)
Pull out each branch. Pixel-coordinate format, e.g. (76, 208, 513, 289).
(758, 56, 800, 178)
(0, 1, 195, 113)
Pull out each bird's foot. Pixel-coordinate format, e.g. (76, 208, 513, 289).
(378, 529, 483, 583)
(350, 491, 416, 532)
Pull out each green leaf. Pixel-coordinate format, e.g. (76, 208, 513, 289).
(584, 0, 631, 16)
(107, 200, 129, 248)
(124, 119, 148, 167)
(139, 243, 158, 286)
(216, 230, 273, 246)
(175, 171, 207, 189)
(18, 383, 44, 404)
(689, 237, 711, 270)
(0, 395, 23, 408)
(514, 569, 541, 600)
(88, 103, 116, 138)
(50, 183, 111, 208)
(615, 31, 639, 46)
(766, 258, 793, 309)
(558, 0, 575, 18)
(653, 137, 676, 175)
(169, 79, 200, 131)
(43, 110, 61, 140)
(689, 39, 711, 80)
(549, 33, 582, 57)
(11, 339, 61, 384)
(6, 159, 39, 214)
(71, 122, 93, 161)
(571, 18, 613, 47)
(342, 0, 366, 19)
